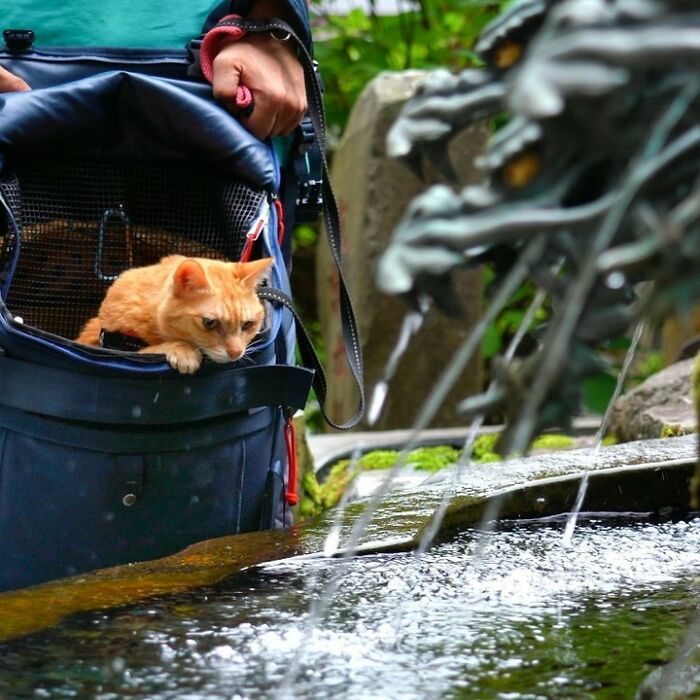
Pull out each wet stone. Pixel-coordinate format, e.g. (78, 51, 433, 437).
(608, 359, 697, 442)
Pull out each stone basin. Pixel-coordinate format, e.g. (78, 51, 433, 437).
(0, 434, 695, 643)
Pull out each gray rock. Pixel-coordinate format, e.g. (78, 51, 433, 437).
(316, 71, 488, 430)
(609, 358, 697, 441)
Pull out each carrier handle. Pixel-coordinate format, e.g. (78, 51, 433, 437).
(202, 17, 366, 430)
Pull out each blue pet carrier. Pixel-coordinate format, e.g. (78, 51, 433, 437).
(0, 20, 363, 592)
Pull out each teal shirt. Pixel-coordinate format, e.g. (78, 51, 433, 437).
(3, 1, 219, 48)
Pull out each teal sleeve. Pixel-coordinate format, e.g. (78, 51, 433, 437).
(2, 1, 218, 48)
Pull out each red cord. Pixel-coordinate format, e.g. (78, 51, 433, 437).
(284, 416, 299, 506)
(274, 198, 285, 246)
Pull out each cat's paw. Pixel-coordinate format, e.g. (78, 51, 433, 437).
(166, 344, 202, 374)
(141, 342, 202, 374)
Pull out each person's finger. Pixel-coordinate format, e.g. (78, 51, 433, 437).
(245, 96, 277, 140)
(0, 66, 30, 92)
(278, 101, 307, 136)
(211, 53, 243, 106)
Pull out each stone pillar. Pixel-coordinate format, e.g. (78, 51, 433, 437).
(316, 70, 487, 430)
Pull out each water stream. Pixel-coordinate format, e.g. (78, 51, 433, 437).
(562, 319, 647, 545)
(1, 517, 698, 699)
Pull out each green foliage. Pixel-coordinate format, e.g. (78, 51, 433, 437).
(292, 224, 318, 250)
(481, 267, 550, 362)
(581, 372, 618, 415)
(312, 0, 505, 135)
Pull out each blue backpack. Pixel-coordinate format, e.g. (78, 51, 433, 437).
(0, 21, 363, 591)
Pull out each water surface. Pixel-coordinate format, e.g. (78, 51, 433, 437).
(1, 517, 699, 699)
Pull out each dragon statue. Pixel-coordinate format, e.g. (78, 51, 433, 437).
(378, 0, 700, 463)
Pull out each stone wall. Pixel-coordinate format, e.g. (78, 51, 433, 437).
(316, 71, 488, 430)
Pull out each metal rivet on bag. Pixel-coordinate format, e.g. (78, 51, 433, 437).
(122, 493, 137, 507)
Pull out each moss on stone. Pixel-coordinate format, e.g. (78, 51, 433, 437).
(531, 434, 574, 450)
(300, 431, 578, 517)
(408, 446, 461, 472)
(660, 424, 686, 438)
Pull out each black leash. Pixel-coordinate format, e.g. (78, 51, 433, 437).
(258, 286, 362, 430)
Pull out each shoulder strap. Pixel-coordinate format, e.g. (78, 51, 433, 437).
(210, 17, 365, 429)
(258, 286, 363, 430)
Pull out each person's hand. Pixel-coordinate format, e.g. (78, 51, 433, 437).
(210, 32, 306, 140)
(0, 65, 30, 92)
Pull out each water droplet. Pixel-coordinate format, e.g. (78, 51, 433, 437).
(323, 528, 340, 557)
(131, 405, 142, 418)
(111, 657, 126, 673)
(367, 381, 388, 426)
(605, 271, 626, 289)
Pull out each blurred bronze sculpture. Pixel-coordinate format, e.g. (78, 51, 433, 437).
(379, 0, 700, 452)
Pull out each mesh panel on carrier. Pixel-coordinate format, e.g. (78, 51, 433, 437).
(0, 158, 267, 340)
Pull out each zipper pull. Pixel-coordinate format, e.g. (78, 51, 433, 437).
(240, 198, 271, 262)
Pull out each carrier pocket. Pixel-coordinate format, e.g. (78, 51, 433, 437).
(0, 404, 286, 592)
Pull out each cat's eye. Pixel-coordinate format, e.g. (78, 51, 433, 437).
(202, 317, 219, 330)
(242, 320, 256, 333)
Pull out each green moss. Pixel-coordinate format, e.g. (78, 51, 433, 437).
(660, 424, 686, 438)
(531, 434, 574, 450)
(307, 431, 578, 516)
(408, 446, 460, 472)
(360, 450, 400, 470)
(299, 470, 324, 520)
(472, 433, 499, 460)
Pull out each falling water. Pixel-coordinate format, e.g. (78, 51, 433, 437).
(367, 303, 428, 426)
(272, 238, 548, 696)
(328, 235, 548, 573)
(562, 318, 647, 544)
(415, 284, 551, 557)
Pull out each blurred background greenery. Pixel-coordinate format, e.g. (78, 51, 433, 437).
(296, 0, 663, 423)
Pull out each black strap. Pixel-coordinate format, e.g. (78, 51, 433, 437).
(259, 286, 362, 430)
(208, 17, 365, 430)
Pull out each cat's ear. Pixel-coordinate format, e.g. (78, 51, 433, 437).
(238, 257, 274, 289)
(173, 259, 209, 296)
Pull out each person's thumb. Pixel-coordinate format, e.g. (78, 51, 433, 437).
(0, 66, 30, 92)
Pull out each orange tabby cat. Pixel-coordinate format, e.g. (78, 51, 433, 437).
(76, 255, 273, 373)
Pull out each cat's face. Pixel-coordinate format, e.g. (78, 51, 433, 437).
(159, 257, 272, 363)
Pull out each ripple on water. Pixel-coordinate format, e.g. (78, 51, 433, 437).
(0, 518, 699, 700)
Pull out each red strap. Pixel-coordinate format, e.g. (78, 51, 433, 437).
(274, 198, 285, 246)
(284, 416, 299, 506)
(200, 15, 252, 109)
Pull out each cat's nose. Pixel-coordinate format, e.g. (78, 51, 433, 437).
(226, 344, 244, 360)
